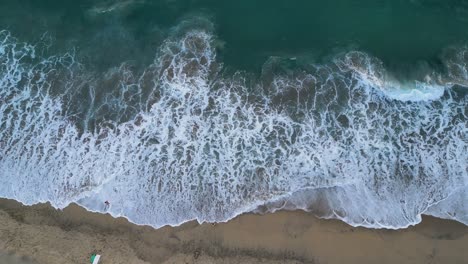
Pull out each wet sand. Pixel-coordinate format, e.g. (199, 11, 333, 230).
(0, 198, 467, 264)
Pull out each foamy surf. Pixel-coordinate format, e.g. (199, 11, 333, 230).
(0, 25, 467, 229)
(341, 51, 452, 102)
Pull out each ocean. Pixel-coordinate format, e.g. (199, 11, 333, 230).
(0, 0, 467, 229)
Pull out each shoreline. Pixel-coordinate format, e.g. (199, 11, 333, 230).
(1, 198, 467, 264)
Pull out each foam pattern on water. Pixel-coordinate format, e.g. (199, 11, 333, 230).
(0, 28, 467, 229)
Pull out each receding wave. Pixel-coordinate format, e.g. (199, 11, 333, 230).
(0, 23, 467, 229)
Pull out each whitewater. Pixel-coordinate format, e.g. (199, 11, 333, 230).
(0, 24, 467, 229)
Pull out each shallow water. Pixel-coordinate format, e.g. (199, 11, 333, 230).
(0, 0, 467, 229)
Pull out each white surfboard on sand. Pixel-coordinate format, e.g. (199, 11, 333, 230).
(92, 254, 101, 264)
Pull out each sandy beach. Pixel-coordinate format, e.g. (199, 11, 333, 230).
(0, 198, 467, 264)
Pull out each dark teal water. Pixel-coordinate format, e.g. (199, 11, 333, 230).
(2, 0, 468, 73)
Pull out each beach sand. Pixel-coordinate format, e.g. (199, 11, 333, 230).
(0, 198, 467, 264)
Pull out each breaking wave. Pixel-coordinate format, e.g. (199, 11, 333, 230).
(0, 24, 467, 229)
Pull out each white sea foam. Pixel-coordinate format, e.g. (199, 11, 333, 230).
(341, 51, 449, 102)
(0, 28, 467, 229)
(381, 81, 445, 102)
